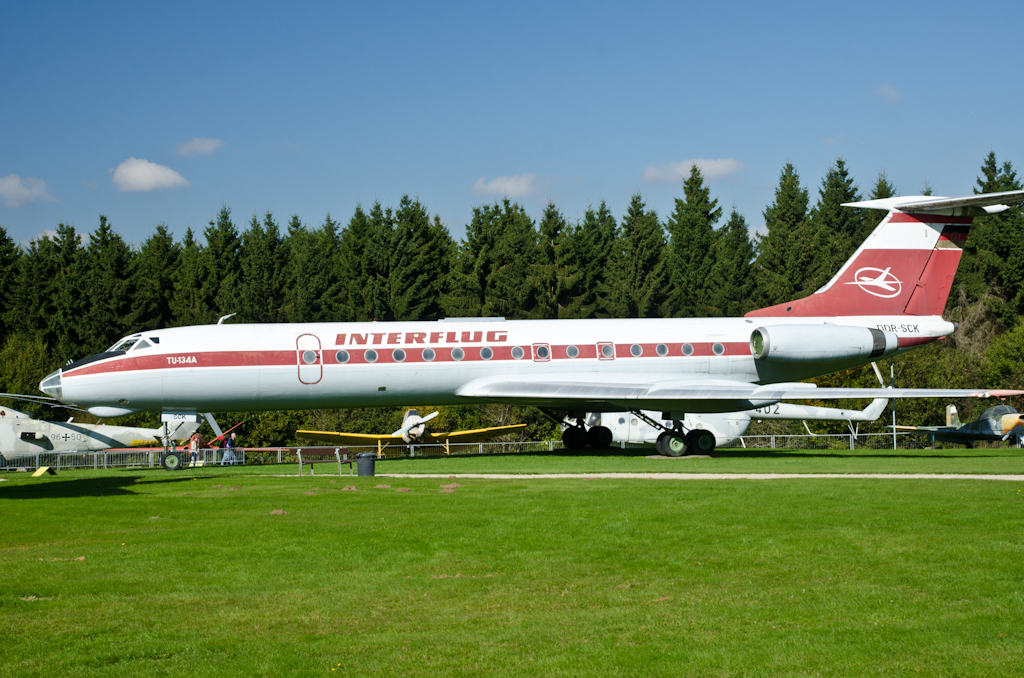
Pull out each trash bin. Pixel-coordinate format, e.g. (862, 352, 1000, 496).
(356, 452, 377, 477)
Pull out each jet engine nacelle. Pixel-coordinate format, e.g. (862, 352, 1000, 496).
(750, 325, 897, 364)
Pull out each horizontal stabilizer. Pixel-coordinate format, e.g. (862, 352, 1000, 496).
(843, 189, 1024, 215)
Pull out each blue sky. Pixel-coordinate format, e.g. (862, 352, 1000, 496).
(2, 0, 1022, 247)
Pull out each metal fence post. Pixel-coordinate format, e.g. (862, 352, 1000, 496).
(278, 448, 282, 464)
(479, 443, 484, 454)
(770, 435, 775, 450)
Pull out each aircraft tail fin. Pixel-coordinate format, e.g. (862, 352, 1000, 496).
(746, 190, 1024, 318)
(946, 404, 962, 428)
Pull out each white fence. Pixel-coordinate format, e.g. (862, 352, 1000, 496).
(0, 447, 246, 471)
(1, 431, 1015, 472)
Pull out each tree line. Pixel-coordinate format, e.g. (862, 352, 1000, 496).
(1, 152, 1022, 443)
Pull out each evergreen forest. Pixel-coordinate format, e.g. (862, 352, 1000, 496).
(2, 152, 1023, 446)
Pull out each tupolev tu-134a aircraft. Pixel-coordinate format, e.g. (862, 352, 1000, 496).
(37, 189, 1024, 458)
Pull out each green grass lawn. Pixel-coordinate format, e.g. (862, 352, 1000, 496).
(2, 459, 1023, 676)
(375, 444, 1024, 475)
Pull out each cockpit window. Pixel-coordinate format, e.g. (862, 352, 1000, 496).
(108, 335, 142, 352)
(133, 339, 152, 351)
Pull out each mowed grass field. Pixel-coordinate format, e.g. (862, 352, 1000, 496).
(2, 449, 1023, 677)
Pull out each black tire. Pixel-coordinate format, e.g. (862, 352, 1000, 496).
(655, 431, 673, 455)
(561, 427, 588, 450)
(160, 451, 183, 471)
(586, 425, 613, 449)
(686, 429, 716, 455)
(665, 434, 687, 457)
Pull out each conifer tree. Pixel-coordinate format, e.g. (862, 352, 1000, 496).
(240, 211, 286, 322)
(201, 206, 242, 322)
(51, 224, 88, 362)
(446, 199, 541, 319)
(706, 209, 754, 316)
(803, 159, 862, 294)
(337, 206, 374, 321)
(365, 202, 397, 321)
(955, 152, 1024, 320)
(282, 214, 343, 323)
(170, 228, 209, 326)
(562, 201, 616, 318)
(753, 163, 809, 306)
(0, 225, 22, 345)
(865, 171, 896, 231)
(132, 224, 179, 332)
(389, 196, 451, 321)
(80, 216, 135, 354)
(605, 194, 666, 318)
(665, 164, 722, 316)
(535, 201, 575, 319)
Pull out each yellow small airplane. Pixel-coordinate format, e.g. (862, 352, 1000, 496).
(296, 409, 526, 450)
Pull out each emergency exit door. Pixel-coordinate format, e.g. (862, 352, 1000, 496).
(297, 334, 323, 384)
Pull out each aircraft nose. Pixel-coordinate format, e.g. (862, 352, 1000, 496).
(39, 368, 63, 401)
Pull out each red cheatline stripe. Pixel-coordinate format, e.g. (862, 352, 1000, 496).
(890, 213, 974, 225)
(64, 341, 755, 376)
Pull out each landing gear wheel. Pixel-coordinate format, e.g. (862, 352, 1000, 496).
(160, 450, 183, 471)
(562, 427, 588, 450)
(665, 434, 688, 457)
(655, 431, 673, 455)
(586, 425, 613, 449)
(686, 429, 716, 455)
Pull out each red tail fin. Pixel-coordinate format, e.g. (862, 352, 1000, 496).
(747, 190, 1024, 318)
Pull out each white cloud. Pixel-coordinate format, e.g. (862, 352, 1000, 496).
(177, 137, 226, 156)
(875, 83, 902, 104)
(29, 229, 90, 246)
(472, 173, 538, 198)
(643, 158, 745, 184)
(111, 157, 189, 192)
(822, 133, 846, 147)
(0, 174, 56, 208)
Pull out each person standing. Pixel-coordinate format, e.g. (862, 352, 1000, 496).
(190, 433, 200, 465)
(221, 432, 238, 466)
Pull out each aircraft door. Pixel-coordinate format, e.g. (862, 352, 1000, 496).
(297, 334, 323, 384)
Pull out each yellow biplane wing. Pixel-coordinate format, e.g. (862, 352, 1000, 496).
(295, 431, 398, 446)
(295, 424, 527, 447)
(421, 424, 527, 444)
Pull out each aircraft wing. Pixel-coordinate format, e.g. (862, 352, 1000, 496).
(423, 424, 528, 444)
(296, 425, 528, 446)
(456, 377, 1023, 408)
(295, 430, 396, 446)
(893, 425, 945, 432)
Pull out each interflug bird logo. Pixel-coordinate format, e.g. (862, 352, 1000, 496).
(845, 266, 903, 298)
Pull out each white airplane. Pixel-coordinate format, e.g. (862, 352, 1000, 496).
(0, 405, 200, 462)
(36, 190, 1024, 463)
(595, 363, 891, 452)
(594, 399, 888, 451)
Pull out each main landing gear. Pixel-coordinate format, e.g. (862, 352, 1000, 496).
(543, 409, 614, 450)
(635, 411, 717, 457)
(655, 429, 716, 456)
(561, 424, 614, 450)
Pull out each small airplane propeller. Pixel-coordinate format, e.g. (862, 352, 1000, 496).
(392, 411, 439, 439)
